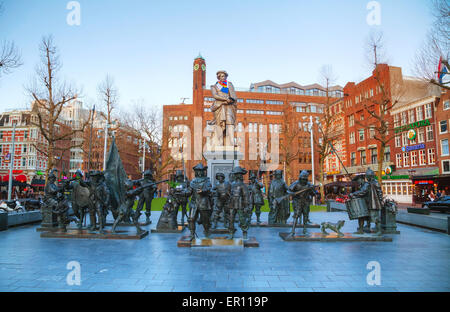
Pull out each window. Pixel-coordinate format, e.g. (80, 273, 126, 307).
(266, 111, 283, 115)
(401, 111, 407, 125)
(360, 150, 366, 165)
(246, 99, 264, 104)
(394, 114, 400, 127)
(411, 151, 417, 166)
(426, 125, 434, 141)
(419, 150, 426, 165)
(349, 115, 354, 127)
(403, 152, 410, 167)
(395, 135, 401, 147)
(384, 146, 390, 162)
(409, 109, 415, 123)
(402, 133, 408, 146)
(359, 129, 365, 141)
(428, 148, 435, 164)
(396, 154, 402, 168)
(266, 100, 283, 105)
(369, 127, 375, 139)
(295, 106, 306, 113)
(418, 128, 425, 143)
(441, 139, 449, 156)
(310, 105, 317, 113)
(349, 132, 355, 144)
(237, 122, 243, 132)
(23, 145, 27, 153)
(443, 160, 450, 174)
(425, 103, 432, 119)
(370, 148, 377, 164)
(351, 152, 356, 166)
(246, 110, 264, 115)
(444, 100, 450, 110)
(440, 120, 448, 133)
(416, 106, 423, 121)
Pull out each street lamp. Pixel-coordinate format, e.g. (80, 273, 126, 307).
(98, 120, 116, 171)
(7, 121, 17, 201)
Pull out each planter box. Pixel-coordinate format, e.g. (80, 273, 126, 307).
(0, 211, 7, 231)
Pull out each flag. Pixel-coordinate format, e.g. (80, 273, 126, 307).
(104, 137, 127, 209)
(438, 56, 448, 84)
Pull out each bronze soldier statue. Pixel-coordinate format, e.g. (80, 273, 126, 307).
(69, 169, 96, 231)
(349, 168, 383, 235)
(43, 169, 67, 231)
(288, 170, 317, 236)
(135, 170, 157, 224)
(248, 172, 264, 225)
(111, 179, 148, 234)
(211, 172, 231, 229)
(89, 170, 111, 234)
(229, 166, 251, 239)
(268, 170, 290, 224)
(169, 170, 190, 225)
(187, 163, 212, 240)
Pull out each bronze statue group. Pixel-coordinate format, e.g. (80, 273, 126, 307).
(42, 162, 397, 240)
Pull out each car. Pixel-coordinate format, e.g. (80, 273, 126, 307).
(422, 196, 450, 213)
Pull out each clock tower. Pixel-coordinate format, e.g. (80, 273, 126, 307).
(193, 54, 206, 116)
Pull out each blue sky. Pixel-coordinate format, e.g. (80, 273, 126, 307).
(0, 0, 434, 112)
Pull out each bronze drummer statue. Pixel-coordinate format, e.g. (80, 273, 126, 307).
(348, 168, 383, 235)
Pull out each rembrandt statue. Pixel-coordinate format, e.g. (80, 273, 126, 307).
(209, 70, 237, 148)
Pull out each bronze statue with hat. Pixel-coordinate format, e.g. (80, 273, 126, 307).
(228, 166, 251, 239)
(209, 70, 237, 147)
(187, 163, 212, 240)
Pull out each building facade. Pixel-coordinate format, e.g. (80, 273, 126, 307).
(162, 56, 343, 192)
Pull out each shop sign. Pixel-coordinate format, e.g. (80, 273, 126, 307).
(414, 180, 434, 185)
(402, 143, 425, 152)
(394, 119, 430, 134)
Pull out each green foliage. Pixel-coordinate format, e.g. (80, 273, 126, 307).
(133, 198, 326, 212)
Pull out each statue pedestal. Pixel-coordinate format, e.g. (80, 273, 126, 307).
(177, 235, 259, 248)
(251, 222, 320, 228)
(279, 232, 393, 242)
(204, 148, 243, 184)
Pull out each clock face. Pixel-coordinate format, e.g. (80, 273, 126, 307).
(194, 64, 199, 71)
(201, 64, 206, 71)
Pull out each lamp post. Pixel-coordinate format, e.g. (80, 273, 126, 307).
(7, 122, 17, 201)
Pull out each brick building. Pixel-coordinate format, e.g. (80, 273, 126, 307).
(0, 108, 71, 197)
(81, 114, 151, 181)
(162, 56, 343, 191)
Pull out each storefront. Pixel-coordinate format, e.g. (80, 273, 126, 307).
(412, 175, 450, 203)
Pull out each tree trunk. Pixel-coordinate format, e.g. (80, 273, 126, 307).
(318, 158, 325, 204)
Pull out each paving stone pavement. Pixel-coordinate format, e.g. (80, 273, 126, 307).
(0, 211, 449, 292)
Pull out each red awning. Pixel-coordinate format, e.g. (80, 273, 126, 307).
(15, 175, 27, 183)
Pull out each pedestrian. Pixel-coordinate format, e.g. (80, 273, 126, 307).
(428, 190, 436, 202)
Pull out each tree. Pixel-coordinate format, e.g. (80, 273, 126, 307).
(0, 3, 22, 78)
(27, 35, 90, 174)
(120, 102, 179, 181)
(314, 65, 342, 203)
(415, 0, 450, 90)
(279, 95, 302, 184)
(356, 32, 404, 182)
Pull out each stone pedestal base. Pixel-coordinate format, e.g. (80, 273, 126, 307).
(251, 222, 320, 228)
(279, 232, 393, 242)
(151, 225, 185, 233)
(177, 235, 259, 247)
(210, 227, 229, 234)
(204, 149, 243, 184)
(40, 228, 148, 239)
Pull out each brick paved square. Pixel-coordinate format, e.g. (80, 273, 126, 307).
(0, 212, 448, 292)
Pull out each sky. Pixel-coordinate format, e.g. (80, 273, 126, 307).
(0, 0, 435, 113)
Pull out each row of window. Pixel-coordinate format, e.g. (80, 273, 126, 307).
(395, 149, 436, 168)
(349, 128, 378, 144)
(393, 104, 433, 128)
(394, 126, 434, 147)
(251, 85, 343, 97)
(168, 116, 189, 121)
(350, 147, 388, 166)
